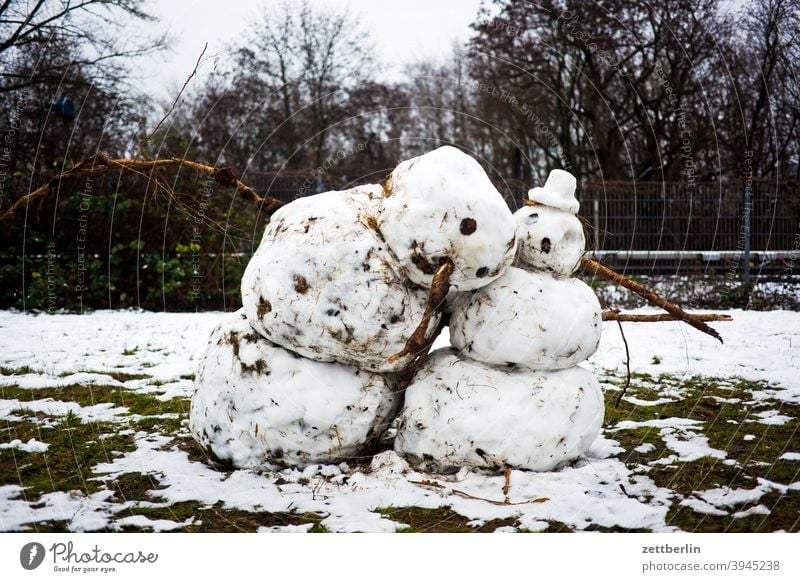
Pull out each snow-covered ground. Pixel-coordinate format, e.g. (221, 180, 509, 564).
(1, 309, 798, 532)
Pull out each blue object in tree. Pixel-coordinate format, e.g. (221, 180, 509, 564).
(53, 97, 76, 120)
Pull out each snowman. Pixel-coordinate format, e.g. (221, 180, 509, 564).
(190, 146, 519, 469)
(394, 168, 604, 472)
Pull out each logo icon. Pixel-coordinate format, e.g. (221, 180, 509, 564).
(20, 542, 45, 570)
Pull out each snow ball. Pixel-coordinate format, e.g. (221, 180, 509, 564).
(527, 169, 579, 213)
(449, 267, 602, 370)
(189, 310, 402, 469)
(394, 349, 604, 472)
(241, 187, 432, 373)
(515, 205, 585, 276)
(378, 146, 517, 291)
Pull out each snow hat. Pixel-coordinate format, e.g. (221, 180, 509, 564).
(527, 169, 579, 214)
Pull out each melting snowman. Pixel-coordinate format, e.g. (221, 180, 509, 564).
(395, 169, 604, 472)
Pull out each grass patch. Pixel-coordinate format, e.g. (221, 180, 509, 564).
(602, 372, 800, 532)
(0, 412, 136, 499)
(375, 506, 519, 533)
(115, 501, 329, 533)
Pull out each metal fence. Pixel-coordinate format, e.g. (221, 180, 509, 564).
(247, 171, 800, 277)
(575, 179, 799, 253)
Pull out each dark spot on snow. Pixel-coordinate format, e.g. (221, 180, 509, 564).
(257, 297, 272, 319)
(326, 308, 341, 317)
(410, 250, 437, 275)
(476, 266, 489, 278)
(240, 358, 270, 375)
(459, 217, 477, 235)
(541, 238, 552, 254)
(505, 235, 516, 251)
(525, 212, 539, 225)
(294, 274, 309, 294)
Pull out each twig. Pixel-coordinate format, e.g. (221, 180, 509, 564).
(388, 259, 454, 364)
(143, 42, 208, 148)
(1, 153, 284, 223)
(409, 479, 548, 507)
(502, 467, 512, 504)
(602, 310, 732, 323)
(614, 320, 631, 408)
(581, 257, 723, 343)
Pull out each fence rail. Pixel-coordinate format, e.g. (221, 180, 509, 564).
(247, 172, 799, 277)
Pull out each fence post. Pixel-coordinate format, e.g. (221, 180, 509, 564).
(743, 181, 752, 285)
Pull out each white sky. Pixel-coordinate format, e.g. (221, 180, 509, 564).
(134, 0, 485, 99)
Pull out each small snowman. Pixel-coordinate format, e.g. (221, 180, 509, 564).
(515, 169, 585, 276)
(395, 169, 604, 472)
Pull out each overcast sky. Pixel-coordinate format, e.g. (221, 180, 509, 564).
(134, 0, 485, 99)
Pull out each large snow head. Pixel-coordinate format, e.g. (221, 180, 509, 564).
(378, 146, 517, 291)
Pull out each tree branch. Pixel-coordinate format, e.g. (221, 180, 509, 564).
(581, 257, 724, 342)
(0, 153, 284, 223)
(388, 259, 454, 365)
(602, 310, 732, 323)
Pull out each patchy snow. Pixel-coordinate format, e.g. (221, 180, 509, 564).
(657, 429, 726, 463)
(0, 398, 129, 424)
(589, 309, 800, 403)
(752, 410, 793, 425)
(258, 523, 315, 533)
(0, 438, 49, 452)
(678, 497, 728, 516)
(0, 308, 798, 532)
(114, 515, 195, 531)
(696, 479, 789, 509)
(87, 434, 674, 533)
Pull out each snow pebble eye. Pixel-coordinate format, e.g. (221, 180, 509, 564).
(524, 213, 539, 225)
(476, 266, 489, 278)
(459, 217, 477, 235)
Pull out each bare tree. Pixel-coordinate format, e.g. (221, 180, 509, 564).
(0, 0, 166, 93)
(232, 0, 375, 169)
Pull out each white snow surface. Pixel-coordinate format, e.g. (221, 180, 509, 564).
(0, 308, 798, 532)
(450, 268, 602, 370)
(0, 438, 49, 452)
(379, 146, 517, 291)
(394, 349, 604, 472)
(514, 205, 585, 276)
(190, 310, 401, 468)
(241, 187, 431, 373)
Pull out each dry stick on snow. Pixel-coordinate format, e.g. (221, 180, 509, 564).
(388, 259, 455, 364)
(410, 479, 549, 507)
(614, 320, 632, 408)
(502, 467, 512, 504)
(602, 310, 732, 323)
(0, 153, 285, 224)
(581, 257, 724, 343)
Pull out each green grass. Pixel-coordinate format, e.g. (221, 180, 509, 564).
(1, 371, 798, 532)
